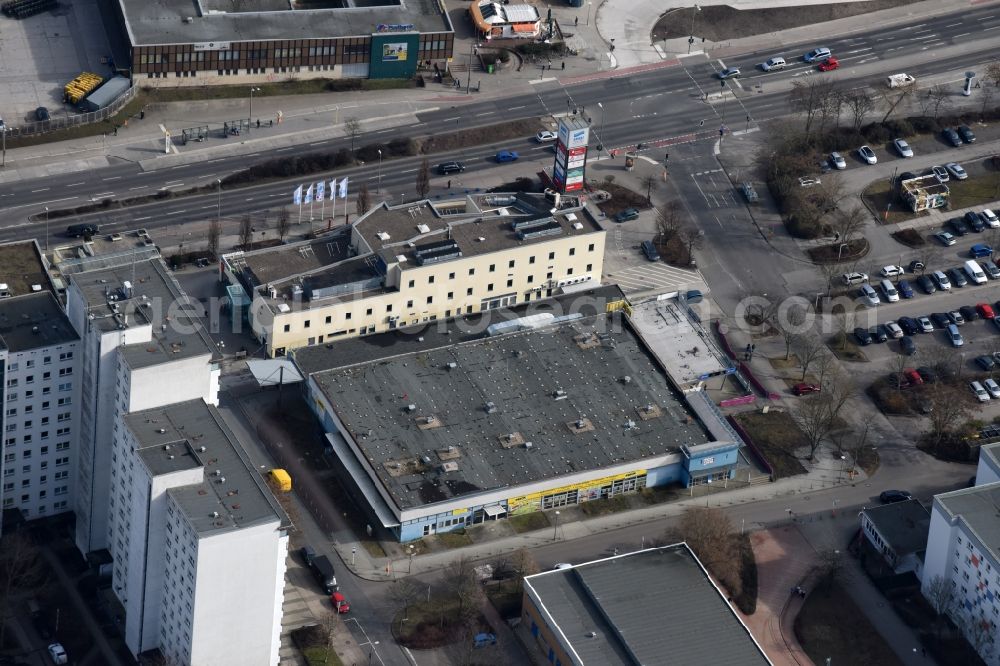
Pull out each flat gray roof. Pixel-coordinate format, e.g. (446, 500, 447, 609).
(525, 545, 772, 666)
(70, 259, 216, 368)
(863, 499, 930, 557)
(129, 399, 289, 535)
(234, 229, 354, 290)
(310, 311, 709, 511)
(0, 240, 53, 300)
(935, 483, 1000, 565)
(628, 299, 729, 385)
(118, 0, 452, 47)
(0, 292, 79, 353)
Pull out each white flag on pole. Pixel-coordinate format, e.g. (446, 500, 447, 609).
(329, 179, 338, 200)
(292, 184, 303, 205)
(304, 184, 314, 204)
(338, 177, 349, 199)
(315, 180, 326, 202)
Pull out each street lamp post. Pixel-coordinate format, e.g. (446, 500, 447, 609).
(597, 102, 605, 157)
(248, 87, 261, 134)
(839, 455, 847, 481)
(44, 207, 49, 252)
(216, 178, 222, 226)
(1, 122, 6, 168)
(553, 510, 560, 540)
(586, 1, 593, 26)
(466, 41, 479, 94)
(688, 5, 701, 54)
(377, 149, 383, 193)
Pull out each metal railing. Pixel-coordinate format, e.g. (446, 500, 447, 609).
(1, 84, 138, 139)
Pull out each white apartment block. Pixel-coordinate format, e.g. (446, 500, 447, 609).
(0, 291, 81, 522)
(119, 399, 288, 665)
(976, 442, 1000, 486)
(922, 479, 1000, 665)
(66, 259, 220, 557)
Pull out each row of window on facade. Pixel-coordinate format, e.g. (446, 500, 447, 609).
(1, 497, 69, 513)
(137, 41, 449, 66)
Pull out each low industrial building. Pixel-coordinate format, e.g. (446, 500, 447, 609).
(521, 545, 772, 665)
(922, 478, 1000, 665)
(222, 192, 606, 357)
(471, 1, 542, 39)
(859, 499, 929, 576)
(111, 0, 454, 87)
(900, 174, 949, 212)
(292, 288, 744, 542)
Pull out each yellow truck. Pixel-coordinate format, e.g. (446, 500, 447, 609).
(268, 468, 292, 492)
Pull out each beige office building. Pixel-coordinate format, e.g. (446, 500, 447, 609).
(222, 192, 606, 357)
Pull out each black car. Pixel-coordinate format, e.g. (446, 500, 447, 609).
(613, 207, 640, 223)
(872, 325, 888, 343)
(916, 274, 936, 294)
(916, 366, 937, 383)
(965, 211, 986, 232)
(900, 336, 916, 355)
(854, 327, 873, 345)
(948, 217, 969, 236)
(942, 127, 963, 147)
(957, 125, 977, 143)
(931, 312, 952, 328)
(879, 489, 912, 504)
(975, 355, 996, 371)
(437, 161, 465, 175)
(960, 305, 979, 321)
(898, 316, 919, 335)
(908, 260, 924, 273)
(65, 223, 98, 237)
(949, 268, 968, 288)
(35, 106, 49, 121)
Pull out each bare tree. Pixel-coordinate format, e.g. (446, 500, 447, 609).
(888, 352, 910, 394)
(0, 532, 46, 649)
(509, 547, 540, 593)
(238, 214, 253, 250)
(816, 83, 843, 135)
(276, 208, 291, 241)
(345, 118, 362, 152)
(415, 159, 431, 199)
(985, 59, 1000, 88)
(790, 79, 836, 138)
(678, 225, 703, 266)
(879, 88, 912, 124)
(779, 306, 807, 360)
(207, 217, 220, 258)
(655, 200, 684, 243)
(924, 383, 972, 454)
(388, 579, 422, 632)
(796, 377, 852, 459)
(829, 205, 867, 244)
(814, 348, 838, 385)
(842, 88, 876, 132)
(980, 83, 997, 121)
(815, 550, 844, 592)
(668, 508, 742, 598)
(640, 174, 658, 204)
(444, 556, 485, 621)
(741, 291, 779, 333)
(793, 335, 828, 381)
(926, 85, 952, 120)
(356, 184, 371, 216)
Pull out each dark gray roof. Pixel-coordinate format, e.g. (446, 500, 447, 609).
(69, 259, 217, 368)
(525, 545, 772, 666)
(293, 284, 627, 374)
(118, 0, 452, 47)
(0, 240, 54, 300)
(129, 399, 289, 535)
(306, 310, 709, 511)
(0, 292, 79, 352)
(934, 482, 1000, 565)
(862, 499, 930, 556)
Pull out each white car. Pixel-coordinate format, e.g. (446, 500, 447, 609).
(945, 162, 967, 180)
(798, 176, 821, 187)
(842, 271, 868, 285)
(718, 67, 741, 79)
(858, 145, 877, 165)
(985, 378, 1000, 399)
(829, 152, 846, 170)
(761, 56, 786, 71)
(931, 165, 949, 182)
(553, 563, 574, 570)
(880, 265, 904, 278)
(971, 381, 990, 402)
(859, 284, 879, 307)
(892, 138, 913, 158)
(804, 47, 832, 62)
(981, 209, 999, 228)
(535, 130, 557, 143)
(885, 321, 904, 339)
(47, 644, 68, 665)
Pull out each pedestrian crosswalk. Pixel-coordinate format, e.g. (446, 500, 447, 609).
(605, 262, 701, 294)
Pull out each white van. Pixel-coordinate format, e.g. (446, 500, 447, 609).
(879, 279, 899, 302)
(964, 260, 987, 285)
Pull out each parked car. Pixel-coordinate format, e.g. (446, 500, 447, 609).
(792, 383, 822, 396)
(948, 267, 968, 288)
(842, 271, 869, 285)
(858, 145, 877, 165)
(331, 591, 351, 613)
(535, 130, 557, 143)
(437, 161, 465, 175)
(872, 325, 889, 342)
(970, 380, 991, 402)
(892, 138, 913, 157)
(931, 312, 952, 328)
(957, 125, 977, 143)
(934, 230, 956, 246)
(945, 162, 968, 180)
(932, 165, 950, 182)
(966, 211, 986, 232)
(931, 270, 951, 290)
(948, 217, 969, 236)
(897, 279, 914, 299)
(985, 378, 1000, 399)
(495, 150, 519, 163)
(900, 336, 916, 355)
(879, 490, 912, 503)
(948, 310, 965, 325)
(908, 260, 925, 272)
(975, 355, 996, 371)
(898, 316, 919, 335)
(959, 305, 979, 321)
(879, 279, 899, 302)
(976, 303, 996, 319)
(916, 274, 936, 294)
(858, 284, 879, 307)
(473, 633, 498, 648)
(299, 545, 317, 566)
(854, 327, 873, 345)
(880, 265, 904, 278)
(613, 207, 639, 222)
(817, 57, 840, 72)
(885, 321, 904, 338)
(947, 323, 964, 347)
(718, 67, 741, 79)
(916, 367, 937, 383)
(982, 261, 1000, 279)
(761, 56, 787, 71)
(917, 316, 934, 333)
(970, 243, 993, 258)
(47, 644, 67, 666)
(804, 47, 832, 62)
(942, 127, 963, 147)
(829, 151, 847, 169)
(641, 240, 660, 261)
(981, 209, 1000, 228)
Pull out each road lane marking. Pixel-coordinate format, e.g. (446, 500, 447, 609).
(31, 188, 50, 192)
(103, 176, 121, 181)
(135, 216, 150, 221)
(67, 182, 84, 187)
(166, 210, 186, 215)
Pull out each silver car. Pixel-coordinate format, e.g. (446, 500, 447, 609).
(858, 145, 877, 165)
(859, 284, 879, 307)
(804, 47, 831, 62)
(892, 138, 913, 158)
(931, 165, 949, 182)
(761, 56, 786, 71)
(945, 162, 967, 180)
(829, 152, 846, 170)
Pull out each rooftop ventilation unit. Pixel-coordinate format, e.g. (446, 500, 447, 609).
(406, 404, 417, 412)
(30, 284, 42, 292)
(524, 441, 533, 449)
(484, 401, 497, 414)
(416, 224, 430, 234)
(553, 389, 568, 400)
(446, 362, 458, 370)
(413, 239, 462, 266)
(377, 232, 391, 241)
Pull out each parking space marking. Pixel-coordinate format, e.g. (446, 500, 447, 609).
(607, 263, 700, 293)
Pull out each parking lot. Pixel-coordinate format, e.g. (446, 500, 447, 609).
(0, 0, 113, 127)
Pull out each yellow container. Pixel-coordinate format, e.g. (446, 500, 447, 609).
(268, 468, 292, 492)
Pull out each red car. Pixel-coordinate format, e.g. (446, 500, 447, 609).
(817, 57, 840, 72)
(792, 383, 821, 396)
(903, 368, 924, 387)
(331, 592, 350, 613)
(976, 303, 995, 319)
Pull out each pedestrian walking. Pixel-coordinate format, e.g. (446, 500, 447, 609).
(447, 179, 451, 189)
(256, 119, 261, 128)
(574, 16, 578, 26)
(561, 61, 565, 70)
